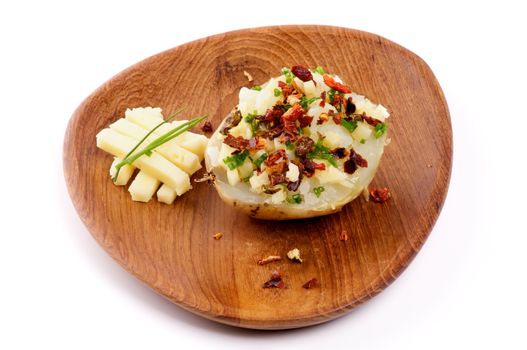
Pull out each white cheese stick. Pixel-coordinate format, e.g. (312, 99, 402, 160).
(109, 157, 135, 186)
(109, 118, 201, 175)
(171, 120, 209, 159)
(128, 171, 160, 202)
(157, 184, 177, 204)
(96, 128, 191, 195)
(125, 109, 208, 160)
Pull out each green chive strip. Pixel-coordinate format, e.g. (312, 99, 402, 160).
(112, 114, 208, 181)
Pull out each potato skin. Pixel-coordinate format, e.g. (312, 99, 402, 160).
(206, 112, 349, 220)
(213, 180, 342, 220)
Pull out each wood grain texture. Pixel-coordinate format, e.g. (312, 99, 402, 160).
(63, 25, 452, 329)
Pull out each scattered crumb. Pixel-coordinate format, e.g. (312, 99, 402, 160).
(286, 248, 303, 263)
(257, 255, 282, 265)
(200, 121, 213, 133)
(262, 270, 285, 289)
(426, 164, 433, 168)
(384, 137, 392, 146)
(302, 278, 318, 289)
(243, 70, 253, 82)
(212, 232, 223, 240)
(370, 187, 391, 203)
(340, 231, 349, 241)
(194, 171, 216, 184)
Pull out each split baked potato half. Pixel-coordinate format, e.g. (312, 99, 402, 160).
(205, 66, 390, 220)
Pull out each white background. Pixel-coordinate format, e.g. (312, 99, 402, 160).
(1, 0, 526, 349)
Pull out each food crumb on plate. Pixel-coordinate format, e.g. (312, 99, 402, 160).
(286, 248, 303, 263)
(370, 187, 391, 203)
(257, 255, 282, 265)
(212, 232, 223, 240)
(243, 70, 253, 82)
(262, 270, 285, 289)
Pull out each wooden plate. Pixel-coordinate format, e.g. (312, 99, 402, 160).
(63, 25, 452, 329)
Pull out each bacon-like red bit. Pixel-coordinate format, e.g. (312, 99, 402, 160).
(278, 80, 294, 99)
(281, 104, 304, 138)
(269, 172, 287, 186)
(339, 230, 349, 241)
(343, 149, 368, 174)
(319, 91, 326, 107)
(257, 255, 282, 265)
(302, 160, 326, 177)
(265, 149, 289, 185)
(259, 106, 284, 124)
(298, 114, 313, 128)
(323, 74, 352, 93)
(370, 187, 391, 203)
(362, 114, 382, 127)
(350, 149, 368, 167)
(223, 134, 249, 151)
(265, 149, 287, 167)
(263, 270, 286, 289)
(224, 134, 266, 151)
(291, 65, 313, 82)
(260, 125, 284, 140)
(200, 121, 213, 133)
(333, 113, 342, 125)
(331, 93, 345, 108)
(295, 136, 315, 157)
(248, 137, 267, 150)
(287, 179, 301, 191)
(302, 278, 318, 289)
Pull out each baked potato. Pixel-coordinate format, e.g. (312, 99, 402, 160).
(205, 66, 390, 220)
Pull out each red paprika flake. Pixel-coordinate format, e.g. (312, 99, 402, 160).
(223, 134, 249, 151)
(291, 65, 313, 82)
(319, 91, 326, 107)
(323, 74, 352, 93)
(265, 149, 287, 167)
(262, 270, 286, 289)
(281, 103, 304, 137)
(278, 80, 294, 98)
(298, 114, 314, 128)
(370, 187, 391, 203)
(362, 114, 382, 127)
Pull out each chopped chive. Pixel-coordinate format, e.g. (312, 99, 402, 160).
(341, 118, 358, 133)
(307, 140, 338, 167)
(223, 150, 250, 170)
(313, 186, 325, 197)
(274, 88, 281, 97)
(253, 153, 268, 167)
(281, 67, 293, 84)
(287, 193, 303, 204)
(300, 96, 321, 109)
(374, 123, 388, 138)
(251, 86, 262, 91)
